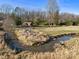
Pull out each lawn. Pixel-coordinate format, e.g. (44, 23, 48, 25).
(33, 26, 79, 36)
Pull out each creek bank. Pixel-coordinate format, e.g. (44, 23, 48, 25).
(0, 29, 79, 53)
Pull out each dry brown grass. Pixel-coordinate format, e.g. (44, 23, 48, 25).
(0, 36, 79, 59)
(33, 26, 79, 36)
(15, 36, 79, 59)
(0, 26, 79, 59)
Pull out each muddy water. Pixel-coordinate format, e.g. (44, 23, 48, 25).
(4, 32, 77, 53)
(4, 32, 25, 53)
(57, 36, 72, 43)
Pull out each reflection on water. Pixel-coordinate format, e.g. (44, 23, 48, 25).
(58, 36, 72, 42)
(4, 32, 75, 53)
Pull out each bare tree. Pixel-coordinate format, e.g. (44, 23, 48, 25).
(14, 7, 26, 17)
(0, 4, 16, 32)
(53, 10, 59, 25)
(48, 0, 59, 26)
(3, 16, 16, 32)
(0, 4, 13, 14)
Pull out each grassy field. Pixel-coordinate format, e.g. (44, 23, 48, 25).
(33, 26, 79, 36)
(1, 26, 79, 59)
(5, 36, 79, 59)
(1, 36, 79, 59)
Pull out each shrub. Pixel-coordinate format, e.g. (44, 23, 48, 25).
(15, 17, 22, 26)
(73, 20, 79, 25)
(59, 22, 66, 26)
(31, 19, 39, 26)
(38, 20, 48, 26)
(65, 20, 73, 26)
(32, 19, 48, 26)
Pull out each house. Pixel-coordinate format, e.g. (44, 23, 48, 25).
(22, 22, 32, 27)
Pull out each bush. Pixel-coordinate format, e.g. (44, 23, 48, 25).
(31, 19, 39, 26)
(59, 22, 66, 26)
(32, 19, 48, 26)
(15, 17, 22, 26)
(65, 20, 73, 26)
(73, 20, 79, 25)
(38, 20, 48, 25)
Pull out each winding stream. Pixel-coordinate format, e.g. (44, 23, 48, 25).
(4, 32, 78, 53)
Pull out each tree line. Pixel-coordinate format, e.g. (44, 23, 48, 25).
(0, 3, 79, 28)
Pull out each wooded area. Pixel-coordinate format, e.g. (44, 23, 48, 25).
(0, 0, 79, 29)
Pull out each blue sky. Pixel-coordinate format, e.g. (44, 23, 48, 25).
(0, 0, 79, 14)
